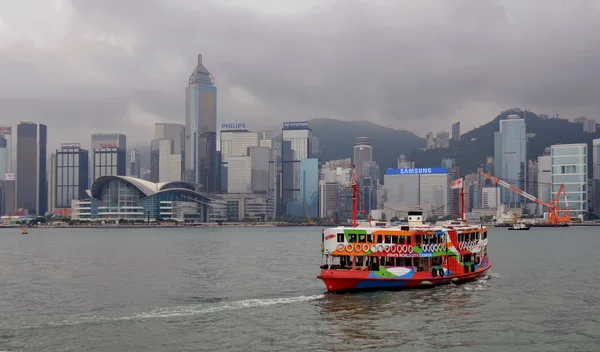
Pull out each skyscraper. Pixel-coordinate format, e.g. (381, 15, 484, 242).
(494, 115, 526, 207)
(185, 54, 217, 192)
(593, 139, 600, 180)
(91, 133, 126, 181)
(55, 143, 89, 210)
(127, 149, 141, 178)
(353, 137, 372, 184)
(452, 122, 460, 141)
(0, 126, 12, 177)
(16, 122, 47, 215)
(281, 121, 312, 217)
(151, 123, 185, 182)
(551, 143, 587, 219)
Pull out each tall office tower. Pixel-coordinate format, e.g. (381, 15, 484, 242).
(537, 153, 552, 216)
(452, 122, 460, 141)
(48, 153, 56, 214)
(353, 137, 372, 184)
(551, 143, 587, 219)
(127, 149, 141, 178)
(151, 123, 185, 182)
(494, 115, 526, 207)
(185, 54, 217, 192)
(281, 122, 312, 217)
(16, 122, 47, 215)
(593, 139, 600, 180)
(157, 139, 182, 182)
(55, 143, 89, 211)
(0, 126, 12, 176)
(91, 133, 126, 181)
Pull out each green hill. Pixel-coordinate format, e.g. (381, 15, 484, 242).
(409, 109, 600, 176)
(308, 118, 426, 177)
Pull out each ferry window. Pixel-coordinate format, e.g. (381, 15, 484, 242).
(356, 256, 364, 266)
(377, 235, 383, 243)
(349, 234, 357, 243)
(385, 235, 392, 243)
(392, 235, 399, 244)
(367, 234, 374, 243)
(458, 233, 463, 242)
(399, 236, 405, 244)
(470, 233, 475, 241)
(415, 235, 422, 244)
(337, 233, 344, 243)
(379, 257, 385, 266)
(358, 234, 366, 243)
(483, 231, 488, 239)
(385, 257, 394, 266)
(406, 236, 411, 244)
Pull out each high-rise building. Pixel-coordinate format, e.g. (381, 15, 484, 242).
(48, 153, 56, 214)
(353, 137, 372, 184)
(156, 140, 182, 183)
(442, 158, 456, 169)
(152, 123, 185, 182)
(91, 133, 126, 181)
(452, 122, 460, 141)
(16, 122, 47, 215)
(527, 160, 538, 199)
(537, 153, 552, 216)
(551, 143, 587, 219)
(281, 122, 312, 217)
(0, 178, 16, 216)
(494, 115, 526, 207)
(435, 131, 450, 148)
(220, 128, 271, 192)
(0, 126, 12, 177)
(319, 181, 340, 219)
(426, 132, 435, 149)
(127, 149, 141, 178)
(55, 143, 89, 210)
(384, 168, 450, 217)
(593, 139, 600, 180)
(481, 187, 500, 208)
(185, 54, 217, 192)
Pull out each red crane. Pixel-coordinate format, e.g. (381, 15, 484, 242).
(479, 171, 570, 226)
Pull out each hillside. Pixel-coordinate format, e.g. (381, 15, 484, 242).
(409, 110, 600, 176)
(308, 118, 426, 177)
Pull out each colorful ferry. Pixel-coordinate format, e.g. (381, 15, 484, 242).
(317, 173, 491, 293)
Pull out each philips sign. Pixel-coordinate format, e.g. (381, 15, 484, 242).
(385, 168, 447, 175)
(283, 121, 309, 129)
(221, 123, 247, 130)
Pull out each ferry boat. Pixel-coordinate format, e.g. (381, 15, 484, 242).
(317, 172, 491, 293)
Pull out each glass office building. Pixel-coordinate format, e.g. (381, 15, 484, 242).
(551, 143, 587, 219)
(281, 122, 312, 217)
(16, 122, 47, 215)
(55, 144, 89, 209)
(494, 115, 526, 207)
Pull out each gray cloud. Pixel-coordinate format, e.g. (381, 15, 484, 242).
(2, 0, 600, 152)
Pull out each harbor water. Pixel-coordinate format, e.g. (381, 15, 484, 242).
(1, 226, 599, 351)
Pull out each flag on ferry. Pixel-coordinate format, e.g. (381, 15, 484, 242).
(450, 178, 463, 189)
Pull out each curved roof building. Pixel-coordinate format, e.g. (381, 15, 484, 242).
(73, 176, 216, 221)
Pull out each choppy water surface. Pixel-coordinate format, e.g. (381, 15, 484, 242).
(1, 226, 599, 351)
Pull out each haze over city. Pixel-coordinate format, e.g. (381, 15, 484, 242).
(2, 0, 600, 151)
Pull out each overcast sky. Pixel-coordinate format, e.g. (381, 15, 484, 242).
(2, 0, 600, 151)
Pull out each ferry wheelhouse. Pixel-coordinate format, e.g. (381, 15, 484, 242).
(317, 173, 491, 293)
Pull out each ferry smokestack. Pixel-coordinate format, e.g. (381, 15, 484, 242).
(407, 211, 424, 226)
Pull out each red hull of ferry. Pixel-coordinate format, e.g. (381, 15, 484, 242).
(318, 263, 491, 293)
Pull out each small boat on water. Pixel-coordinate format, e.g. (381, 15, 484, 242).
(21, 227, 28, 234)
(317, 171, 491, 293)
(508, 222, 530, 231)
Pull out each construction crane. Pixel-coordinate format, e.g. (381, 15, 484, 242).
(479, 171, 571, 226)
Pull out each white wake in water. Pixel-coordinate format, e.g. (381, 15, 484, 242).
(35, 294, 324, 328)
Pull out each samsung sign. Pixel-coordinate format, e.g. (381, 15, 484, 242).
(221, 123, 247, 130)
(283, 121, 309, 129)
(385, 168, 447, 175)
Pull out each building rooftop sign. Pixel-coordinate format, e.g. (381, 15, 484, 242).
(385, 168, 447, 175)
(61, 143, 80, 149)
(283, 121, 309, 130)
(221, 123, 247, 130)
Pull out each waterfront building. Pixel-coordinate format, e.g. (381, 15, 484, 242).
(151, 123, 185, 182)
(494, 115, 526, 207)
(281, 122, 312, 217)
(185, 54, 217, 192)
(0, 126, 12, 177)
(16, 122, 47, 215)
(537, 153, 552, 216)
(91, 133, 126, 181)
(481, 187, 500, 208)
(54, 143, 89, 213)
(551, 143, 587, 219)
(71, 176, 215, 222)
(383, 168, 449, 217)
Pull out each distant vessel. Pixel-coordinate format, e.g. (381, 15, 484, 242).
(508, 223, 530, 231)
(21, 226, 28, 234)
(317, 168, 491, 293)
